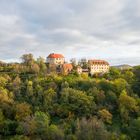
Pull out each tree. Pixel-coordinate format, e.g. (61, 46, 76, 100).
(16, 115, 36, 135)
(98, 80, 114, 93)
(98, 109, 112, 124)
(70, 58, 77, 68)
(127, 117, 140, 140)
(81, 73, 88, 79)
(0, 76, 8, 87)
(37, 57, 47, 74)
(133, 66, 140, 79)
(13, 76, 21, 88)
(123, 70, 134, 84)
(78, 58, 88, 69)
(61, 81, 69, 89)
(66, 134, 77, 140)
(10, 135, 30, 140)
(119, 90, 139, 123)
(26, 81, 33, 96)
(48, 64, 57, 74)
(43, 88, 56, 111)
(2, 119, 17, 136)
(31, 63, 40, 74)
(12, 76, 21, 96)
(0, 88, 13, 104)
(0, 109, 5, 132)
(108, 67, 121, 79)
(21, 54, 40, 74)
(21, 54, 34, 66)
(47, 124, 64, 140)
(34, 111, 50, 135)
(60, 88, 95, 116)
(76, 117, 110, 140)
(15, 102, 32, 121)
(113, 78, 128, 94)
(132, 66, 140, 96)
(95, 90, 106, 106)
(106, 90, 117, 111)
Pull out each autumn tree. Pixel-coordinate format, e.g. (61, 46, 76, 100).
(21, 54, 35, 66)
(31, 63, 40, 74)
(12, 76, 21, 97)
(26, 81, 33, 97)
(76, 117, 110, 140)
(0, 109, 5, 132)
(15, 102, 32, 121)
(98, 109, 112, 124)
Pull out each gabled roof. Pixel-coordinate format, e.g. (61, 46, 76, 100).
(47, 53, 64, 58)
(88, 60, 109, 65)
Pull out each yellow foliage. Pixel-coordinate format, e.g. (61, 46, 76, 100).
(98, 109, 112, 124)
(15, 102, 32, 121)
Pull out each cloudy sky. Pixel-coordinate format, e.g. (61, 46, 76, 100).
(0, 0, 140, 65)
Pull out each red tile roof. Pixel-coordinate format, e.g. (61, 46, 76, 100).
(47, 53, 64, 58)
(88, 60, 109, 65)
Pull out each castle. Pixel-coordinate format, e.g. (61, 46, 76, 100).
(46, 53, 110, 75)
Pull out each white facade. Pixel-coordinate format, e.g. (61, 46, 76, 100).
(47, 57, 65, 65)
(77, 66, 82, 74)
(88, 60, 110, 75)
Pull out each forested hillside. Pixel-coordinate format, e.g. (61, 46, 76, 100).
(0, 54, 140, 140)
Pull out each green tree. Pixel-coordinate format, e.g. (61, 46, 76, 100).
(37, 57, 47, 74)
(0, 109, 5, 132)
(61, 81, 69, 89)
(60, 88, 95, 116)
(16, 116, 36, 135)
(34, 111, 50, 135)
(47, 124, 64, 140)
(119, 90, 139, 123)
(108, 67, 121, 79)
(113, 78, 127, 94)
(123, 70, 134, 84)
(132, 66, 140, 96)
(43, 88, 56, 111)
(127, 117, 140, 140)
(10, 135, 30, 140)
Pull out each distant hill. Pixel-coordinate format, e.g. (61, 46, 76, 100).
(112, 64, 133, 70)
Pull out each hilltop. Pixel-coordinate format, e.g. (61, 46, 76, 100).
(0, 54, 140, 140)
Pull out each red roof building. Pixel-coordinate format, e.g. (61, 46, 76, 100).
(47, 53, 65, 65)
(47, 53, 64, 58)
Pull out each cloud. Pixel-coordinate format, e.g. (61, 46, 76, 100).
(0, 0, 140, 65)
